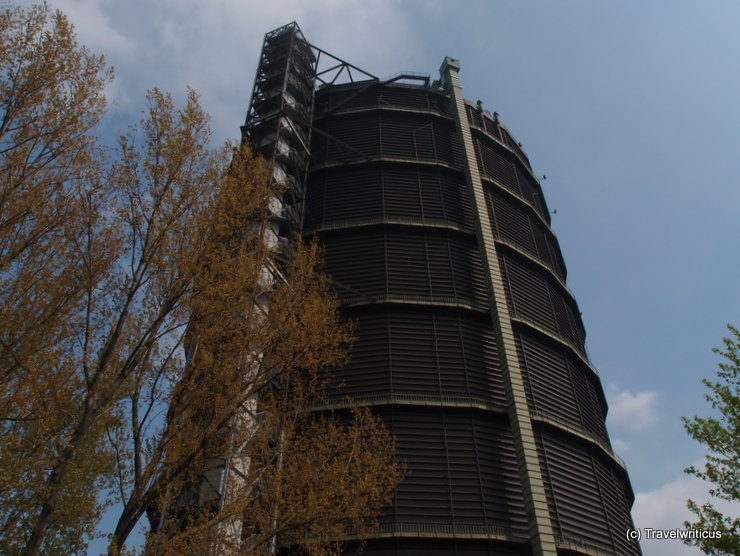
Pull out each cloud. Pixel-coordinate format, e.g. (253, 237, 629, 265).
(50, 0, 135, 55)
(632, 465, 736, 556)
(612, 437, 629, 453)
(607, 383, 659, 431)
(34, 0, 419, 144)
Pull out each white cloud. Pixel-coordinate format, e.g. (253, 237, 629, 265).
(612, 437, 629, 453)
(633, 466, 736, 556)
(607, 383, 659, 431)
(33, 0, 419, 143)
(49, 0, 135, 55)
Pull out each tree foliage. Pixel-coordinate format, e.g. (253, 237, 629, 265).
(0, 3, 401, 555)
(682, 324, 740, 555)
(0, 3, 113, 553)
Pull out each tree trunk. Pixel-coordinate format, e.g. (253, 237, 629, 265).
(21, 405, 95, 556)
(109, 493, 149, 555)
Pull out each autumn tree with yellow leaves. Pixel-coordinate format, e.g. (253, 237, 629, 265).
(0, 3, 400, 555)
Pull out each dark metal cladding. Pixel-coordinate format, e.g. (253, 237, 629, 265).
(306, 82, 531, 551)
(244, 23, 641, 556)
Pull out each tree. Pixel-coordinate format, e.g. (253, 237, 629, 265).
(105, 134, 401, 555)
(1, 4, 400, 554)
(682, 324, 740, 555)
(1, 3, 113, 553)
(2, 75, 224, 553)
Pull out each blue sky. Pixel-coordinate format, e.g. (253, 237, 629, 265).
(22, 1, 739, 554)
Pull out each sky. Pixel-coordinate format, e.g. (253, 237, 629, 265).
(18, 1, 740, 554)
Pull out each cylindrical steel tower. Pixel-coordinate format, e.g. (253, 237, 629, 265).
(245, 24, 641, 556)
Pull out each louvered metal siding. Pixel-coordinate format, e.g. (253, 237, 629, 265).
(515, 331, 608, 443)
(498, 251, 585, 352)
(593, 457, 641, 556)
(378, 406, 528, 529)
(305, 82, 529, 550)
(302, 79, 638, 556)
(537, 429, 640, 555)
(459, 98, 637, 555)
(311, 112, 462, 168)
(316, 83, 452, 116)
(476, 139, 519, 195)
(464, 104, 485, 129)
(348, 538, 531, 556)
(499, 127, 532, 171)
(326, 306, 507, 404)
(472, 132, 549, 224)
(320, 227, 487, 307)
(514, 165, 548, 220)
(306, 165, 473, 231)
(484, 185, 565, 280)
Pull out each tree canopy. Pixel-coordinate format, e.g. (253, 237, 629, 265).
(682, 324, 740, 555)
(0, 3, 400, 554)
